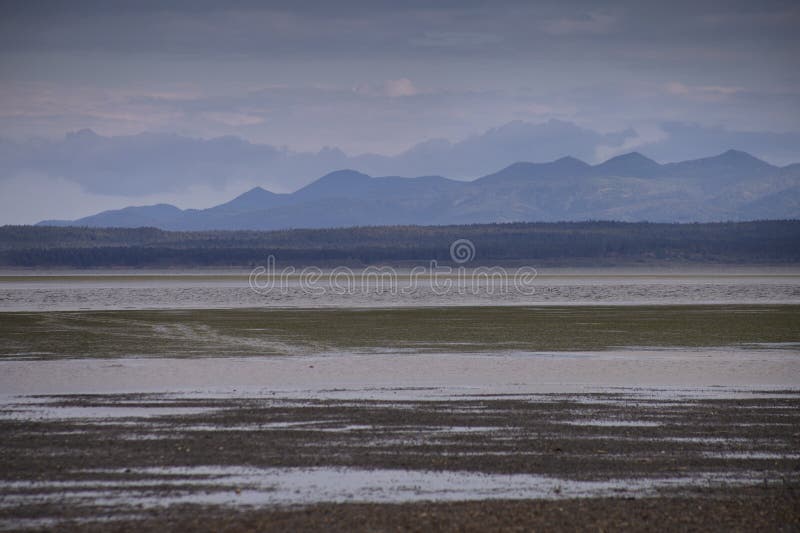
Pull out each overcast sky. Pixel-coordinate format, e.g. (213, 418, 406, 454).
(1, 0, 799, 223)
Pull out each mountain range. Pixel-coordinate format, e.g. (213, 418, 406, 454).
(38, 150, 800, 230)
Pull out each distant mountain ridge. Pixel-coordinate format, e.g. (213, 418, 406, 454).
(38, 150, 800, 230)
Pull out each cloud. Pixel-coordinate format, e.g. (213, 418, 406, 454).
(375, 119, 635, 178)
(636, 122, 800, 165)
(0, 119, 636, 198)
(354, 78, 420, 98)
(0, 129, 288, 196)
(594, 124, 669, 162)
(1, 2, 798, 156)
(383, 78, 419, 98)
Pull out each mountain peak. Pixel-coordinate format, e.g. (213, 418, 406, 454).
(238, 186, 273, 197)
(593, 152, 661, 177)
(660, 149, 776, 180)
(478, 156, 592, 183)
(228, 186, 278, 203)
(717, 149, 767, 164)
(688, 149, 771, 167)
(318, 169, 371, 182)
(295, 169, 372, 199)
(310, 168, 372, 187)
(603, 152, 657, 164)
(554, 155, 590, 168)
(722, 149, 748, 157)
(211, 185, 280, 212)
(555, 156, 579, 163)
(667, 149, 769, 168)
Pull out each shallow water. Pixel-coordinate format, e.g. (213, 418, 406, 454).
(0, 466, 764, 511)
(1, 347, 798, 396)
(1, 269, 799, 311)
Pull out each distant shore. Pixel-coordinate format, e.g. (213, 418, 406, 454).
(1, 220, 798, 268)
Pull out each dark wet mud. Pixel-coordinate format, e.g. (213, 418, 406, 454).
(2, 391, 799, 530)
(59, 487, 800, 533)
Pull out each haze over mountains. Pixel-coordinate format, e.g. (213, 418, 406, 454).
(39, 150, 800, 230)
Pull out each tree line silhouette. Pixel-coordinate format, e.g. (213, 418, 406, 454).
(1, 220, 798, 267)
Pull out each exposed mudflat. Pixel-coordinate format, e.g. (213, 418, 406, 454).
(1, 294, 798, 530)
(1, 389, 799, 530)
(53, 488, 800, 533)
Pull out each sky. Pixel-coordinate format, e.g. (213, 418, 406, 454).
(0, 0, 799, 223)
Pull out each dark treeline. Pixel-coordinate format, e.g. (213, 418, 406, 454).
(0, 221, 798, 267)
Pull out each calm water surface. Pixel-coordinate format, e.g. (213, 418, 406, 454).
(1, 268, 799, 311)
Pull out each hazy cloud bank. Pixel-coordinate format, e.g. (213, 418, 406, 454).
(2, 120, 798, 199)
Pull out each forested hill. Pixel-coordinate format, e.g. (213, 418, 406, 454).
(1, 221, 798, 267)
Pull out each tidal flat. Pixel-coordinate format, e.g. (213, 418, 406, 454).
(1, 391, 799, 531)
(0, 272, 798, 531)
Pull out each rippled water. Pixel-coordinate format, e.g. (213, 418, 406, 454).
(1, 269, 799, 311)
